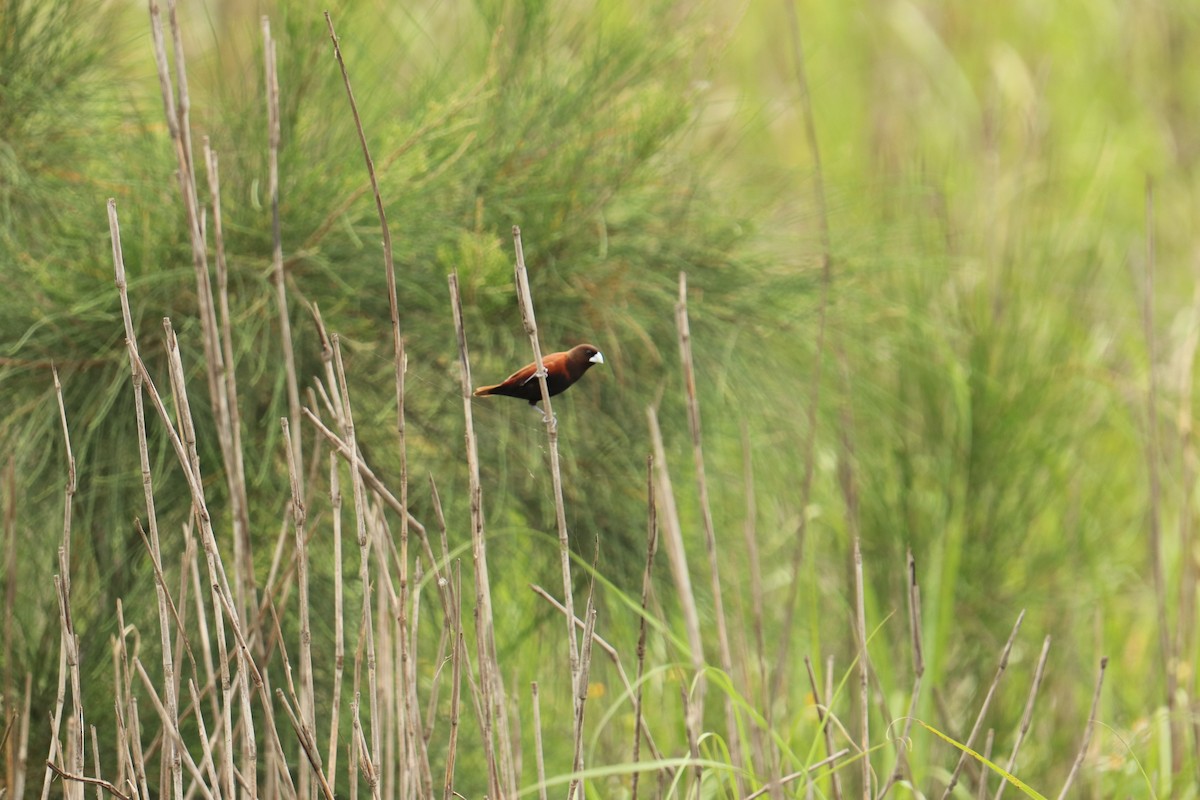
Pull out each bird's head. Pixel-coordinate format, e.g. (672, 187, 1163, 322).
(568, 344, 605, 377)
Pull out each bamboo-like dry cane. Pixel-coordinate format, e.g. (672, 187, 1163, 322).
(804, 656, 842, 800)
(852, 536, 871, 800)
(108, 200, 188, 800)
(331, 335, 382, 780)
(443, 562, 465, 800)
(282, 417, 319, 796)
(567, 605, 599, 800)
(531, 682, 548, 800)
(877, 550, 924, 800)
(631, 455, 658, 800)
(263, 19, 303, 509)
(132, 660, 216, 800)
(51, 369, 85, 800)
(3, 457, 15, 799)
(940, 611, 1025, 799)
(510, 226, 583, 705)
(1056, 657, 1107, 800)
(45, 760, 131, 800)
(527, 585, 666, 765)
(976, 730, 995, 800)
(274, 687, 336, 800)
(647, 406, 706, 729)
(327, 453, 346, 786)
(447, 271, 506, 797)
(993, 636, 1051, 800)
(202, 140, 255, 632)
(675, 273, 745, 794)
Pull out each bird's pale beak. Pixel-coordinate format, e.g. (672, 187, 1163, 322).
(589, 351, 605, 365)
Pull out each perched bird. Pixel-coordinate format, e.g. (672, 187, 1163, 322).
(473, 344, 605, 406)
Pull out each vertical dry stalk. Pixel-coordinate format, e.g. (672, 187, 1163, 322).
(447, 272, 505, 797)
(3, 457, 14, 799)
(202, 140, 255, 636)
(878, 549, 925, 800)
(38, 609, 66, 800)
(327, 454, 346, 785)
(1057, 657, 1107, 800)
(976, 730, 995, 800)
(107, 199, 187, 800)
(567, 605, 599, 800)
(631, 455, 658, 800)
(282, 417, 318, 795)
(161, 316, 265, 796)
(1136, 181, 1180, 772)
(646, 407, 706, 724)
(804, 657, 842, 800)
(510, 226, 581, 686)
(531, 682, 547, 800)
(443, 562, 465, 800)
(675, 273, 744, 792)
(940, 611, 1025, 800)
(993, 635, 1051, 800)
(263, 18, 304, 508)
(331, 335, 382, 778)
(52, 367, 84, 799)
(852, 536, 870, 800)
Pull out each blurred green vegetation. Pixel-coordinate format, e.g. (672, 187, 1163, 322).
(3, 0, 1200, 796)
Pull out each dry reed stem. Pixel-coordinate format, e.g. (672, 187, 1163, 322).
(274, 688, 336, 800)
(263, 19, 304, 513)
(185, 680, 220, 792)
(161, 316, 263, 797)
(202, 139, 255, 645)
(976, 730, 994, 800)
(331, 335, 382, 778)
(531, 682, 548, 800)
(675, 272, 744, 794)
(510, 226, 581, 691)
(321, 19, 419, 786)
(447, 271, 505, 797)
(282, 417, 318, 794)
(877, 550, 924, 800)
(567, 604, 599, 800)
(1056, 657, 1107, 800)
(646, 406, 705, 724)
(743, 748, 851, 800)
(443, 562, 465, 800)
(108, 199, 187, 800)
(45, 761, 130, 800)
(327, 454, 346, 785)
(679, 684, 702, 795)
(804, 656, 842, 800)
(52, 369, 85, 799)
(131, 660, 216, 800)
(527, 585, 665, 764)
(992, 636, 1051, 800)
(851, 535, 871, 800)
(2, 458, 14, 799)
(940, 610, 1025, 800)
(631, 455, 658, 800)
(1136, 181, 1180, 773)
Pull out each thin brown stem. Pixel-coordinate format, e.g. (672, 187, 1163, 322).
(940, 611, 1025, 799)
(1057, 657, 1107, 800)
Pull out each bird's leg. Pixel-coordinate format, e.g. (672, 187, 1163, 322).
(529, 403, 557, 425)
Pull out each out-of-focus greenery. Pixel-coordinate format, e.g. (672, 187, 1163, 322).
(3, 0, 1200, 796)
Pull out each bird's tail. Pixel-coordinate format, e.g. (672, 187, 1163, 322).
(473, 384, 498, 397)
